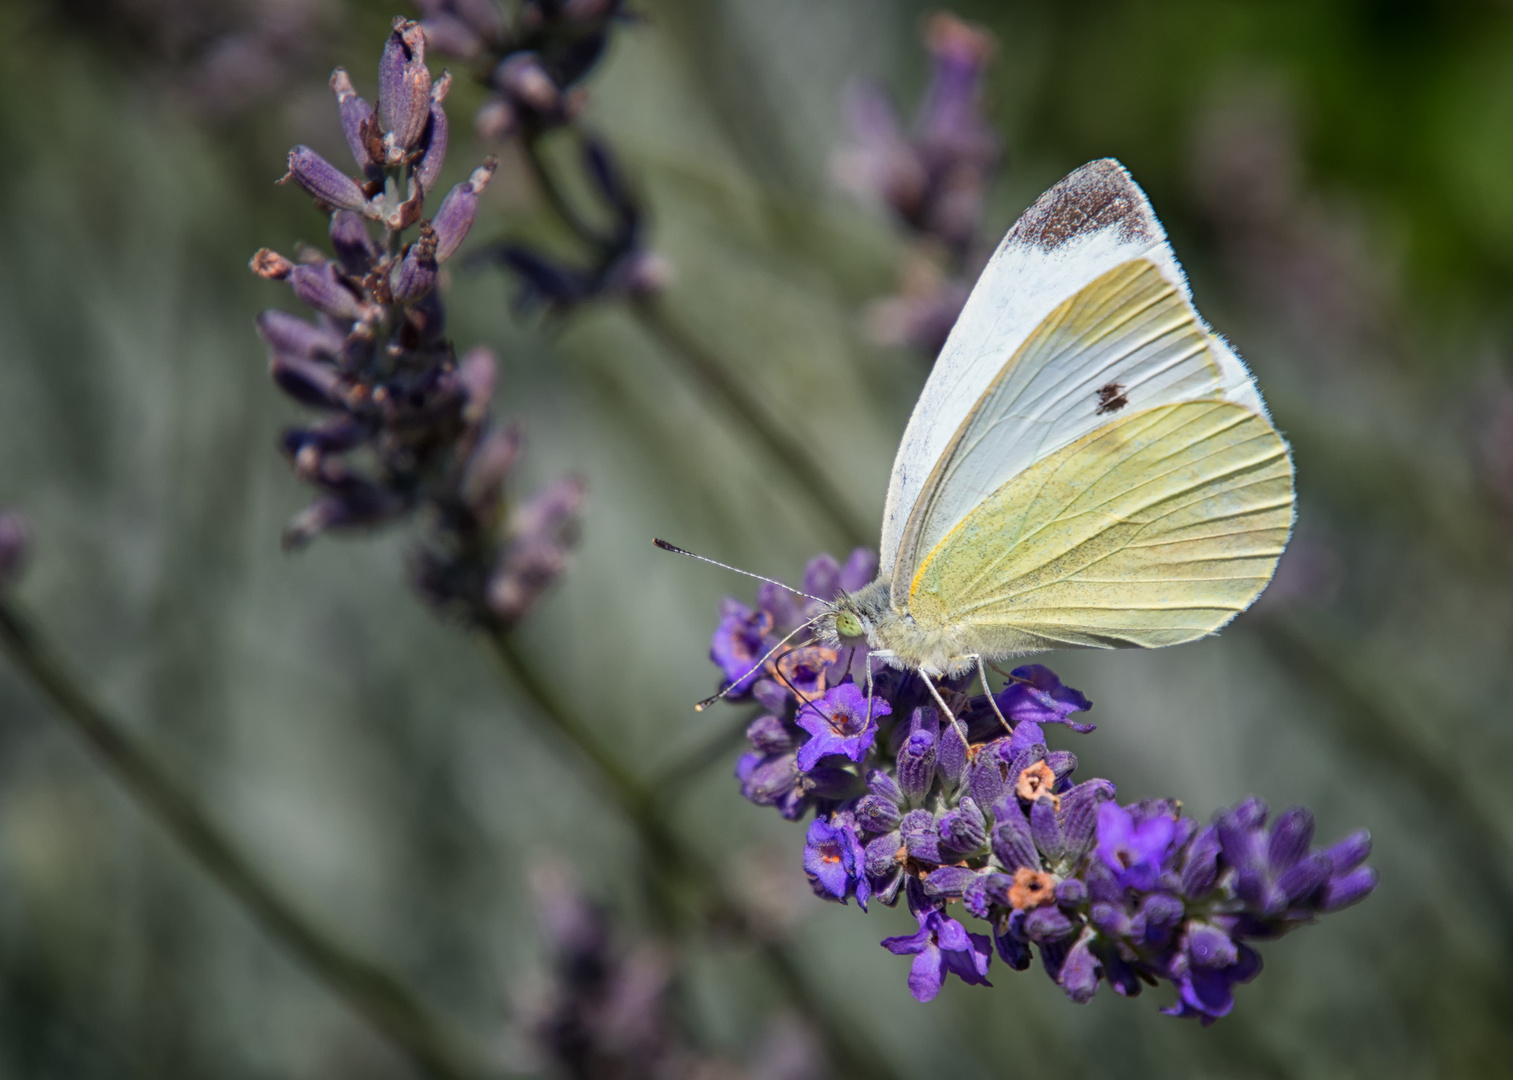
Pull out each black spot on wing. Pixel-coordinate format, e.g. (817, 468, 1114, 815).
(1095, 380, 1129, 414)
(1009, 159, 1158, 252)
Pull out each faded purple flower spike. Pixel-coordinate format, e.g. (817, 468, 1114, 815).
(0, 512, 30, 588)
(256, 17, 580, 629)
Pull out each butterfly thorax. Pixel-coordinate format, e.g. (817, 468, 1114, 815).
(819, 575, 979, 679)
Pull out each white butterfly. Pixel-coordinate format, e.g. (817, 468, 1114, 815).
(666, 159, 1294, 723)
(807, 159, 1294, 719)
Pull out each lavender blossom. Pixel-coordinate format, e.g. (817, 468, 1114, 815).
(712, 551, 1378, 1013)
(253, 19, 581, 629)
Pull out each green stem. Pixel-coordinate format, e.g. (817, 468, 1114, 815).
(485, 629, 901, 1080)
(0, 599, 490, 1080)
(517, 133, 871, 549)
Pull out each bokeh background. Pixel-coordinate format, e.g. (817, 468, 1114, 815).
(1, 0, 1511, 1076)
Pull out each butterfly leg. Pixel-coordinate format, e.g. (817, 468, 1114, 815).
(971, 654, 1012, 733)
(922, 675, 972, 744)
(863, 650, 892, 726)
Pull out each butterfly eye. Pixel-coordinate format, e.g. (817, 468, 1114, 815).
(834, 611, 866, 639)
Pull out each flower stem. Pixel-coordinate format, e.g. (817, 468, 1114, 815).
(517, 133, 872, 549)
(0, 599, 491, 1080)
(485, 628, 902, 1080)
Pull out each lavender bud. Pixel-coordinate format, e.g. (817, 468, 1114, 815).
(990, 798, 1039, 871)
(897, 706, 939, 802)
(281, 416, 366, 460)
(270, 355, 345, 410)
(967, 747, 1006, 807)
(281, 146, 372, 215)
(1180, 825, 1223, 898)
(283, 485, 403, 549)
(1268, 807, 1315, 872)
(1024, 906, 1074, 943)
(378, 20, 433, 159)
(495, 52, 560, 112)
(855, 794, 902, 834)
(1058, 778, 1115, 858)
(939, 796, 987, 853)
(475, 98, 518, 141)
(864, 831, 902, 877)
(288, 263, 367, 321)
(255, 310, 343, 359)
(415, 102, 449, 197)
(936, 718, 969, 790)
(331, 69, 379, 175)
(1058, 930, 1101, 1003)
(457, 345, 497, 424)
(393, 226, 439, 304)
(865, 768, 904, 805)
(900, 809, 941, 866)
(1277, 851, 1332, 903)
(801, 767, 860, 800)
(1054, 877, 1087, 907)
(461, 427, 521, 510)
(433, 158, 497, 263)
(1030, 796, 1063, 864)
(922, 865, 979, 899)
(1323, 829, 1372, 875)
(0, 513, 30, 587)
(1320, 866, 1378, 911)
(419, 16, 484, 59)
(329, 211, 377, 275)
(746, 715, 795, 756)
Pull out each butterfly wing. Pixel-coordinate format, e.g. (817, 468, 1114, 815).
(906, 399, 1293, 652)
(878, 159, 1268, 605)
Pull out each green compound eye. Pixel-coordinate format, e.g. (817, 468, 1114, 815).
(834, 611, 865, 639)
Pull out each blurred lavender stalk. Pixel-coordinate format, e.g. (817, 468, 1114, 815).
(832, 12, 1001, 356)
(0, 511, 486, 1079)
(516, 865, 826, 1080)
(419, 0, 873, 546)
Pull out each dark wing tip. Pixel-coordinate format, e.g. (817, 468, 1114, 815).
(1009, 158, 1162, 253)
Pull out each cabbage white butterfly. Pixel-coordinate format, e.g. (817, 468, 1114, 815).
(670, 159, 1294, 721)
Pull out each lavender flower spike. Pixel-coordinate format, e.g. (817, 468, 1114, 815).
(709, 550, 1377, 1016)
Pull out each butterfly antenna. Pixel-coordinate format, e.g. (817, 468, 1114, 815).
(695, 613, 825, 712)
(653, 538, 824, 603)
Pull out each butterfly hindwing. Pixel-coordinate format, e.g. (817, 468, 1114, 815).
(906, 399, 1294, 652)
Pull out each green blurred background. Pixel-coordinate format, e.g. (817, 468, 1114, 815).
(1, 0, 1511, 1076)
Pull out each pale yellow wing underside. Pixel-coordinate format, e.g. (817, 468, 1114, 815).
(907, 400, 1294, 654)
(890, 257, 1237, 606)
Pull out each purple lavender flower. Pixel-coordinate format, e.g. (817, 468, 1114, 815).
(996, 664, 1095, 732)
(1096, 801, 1177, 892)
(795, 683, 887, 771)
(803, 813, 870, 910)
(881, 905, 993, 1002)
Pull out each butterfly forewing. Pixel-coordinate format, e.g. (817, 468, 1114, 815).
(888, 257, 1231, 605)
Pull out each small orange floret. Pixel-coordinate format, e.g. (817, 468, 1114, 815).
(1016, 760, 1060, 809)
(1008, 867, 1057, 910)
